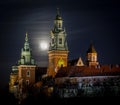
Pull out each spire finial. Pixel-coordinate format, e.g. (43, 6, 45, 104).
(57, 8, 60, 15)
(25, 32, 28, 42)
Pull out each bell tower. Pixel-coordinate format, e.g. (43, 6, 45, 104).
(47, 8, 69, 77)
(18, 32, 36, 95)
(9, 32, 36, 97)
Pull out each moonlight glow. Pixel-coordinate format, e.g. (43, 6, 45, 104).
(40, 41, 48, 51)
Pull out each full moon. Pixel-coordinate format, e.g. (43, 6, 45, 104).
(40, 41, 48, 51)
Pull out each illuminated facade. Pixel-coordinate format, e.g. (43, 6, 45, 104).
(17, 33, 36, 89)
(9, 9, 120, 100)
(9, 33, 36, 97)
(47, 9, 69, 77)
(86, 43, 99, 66)
(9, 66, 18, 93)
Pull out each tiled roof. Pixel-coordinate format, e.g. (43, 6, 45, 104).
(55, 65, 120, 78)
(68, 58, 79, 66)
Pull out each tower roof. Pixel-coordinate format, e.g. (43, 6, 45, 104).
(55, 8, 62, 20)
(87, 43, 97, 53)
(18, 32, 36, 65)
(49, 8, 68, 51)
(25, 32, 28, 42)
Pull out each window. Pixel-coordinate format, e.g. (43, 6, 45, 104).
(26, 80, 29, 85)
(58, 23, 61, 28)
(92, 56, 96, 61)
(26, 70, 30, 77)
(58, 58, 64, 67)
(79, 61, 81, 65)
(59, 38, 62, 44)
(88, 56, 90, 61)
(52, 38, 54, 44)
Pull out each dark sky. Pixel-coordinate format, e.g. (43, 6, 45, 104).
(0, 0, 120, 89)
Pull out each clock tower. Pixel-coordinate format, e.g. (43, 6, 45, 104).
(47, 8, 69, 77)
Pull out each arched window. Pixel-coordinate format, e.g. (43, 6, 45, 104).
(26, 70, 30, 77)
(26, 80, 29, 85)
(59, 38, 62, 44)
(92, 56, 96, 61)
(58, 58, 64, 67)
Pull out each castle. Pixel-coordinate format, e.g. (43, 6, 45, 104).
(9, 9, 120, 100)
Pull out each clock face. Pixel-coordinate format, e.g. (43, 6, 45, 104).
(58, 58, 64, 67)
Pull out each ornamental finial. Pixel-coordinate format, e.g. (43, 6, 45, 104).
(25, 32, 28, 41)
(57, 8, 60, 15)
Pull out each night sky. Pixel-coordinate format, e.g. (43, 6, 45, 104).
(0, 0, 120, 90)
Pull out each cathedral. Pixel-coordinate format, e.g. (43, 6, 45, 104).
(9, 9, 120, 100)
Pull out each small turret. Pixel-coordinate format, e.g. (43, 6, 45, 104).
(86, 43, 99, 66)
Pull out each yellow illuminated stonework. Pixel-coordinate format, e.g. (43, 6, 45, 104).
(9, 73, 18, 93)
(47, 9, 69, 77)
(47, 50, 69, 77)
(86, 43, 99, 66)
(58, 58, 65, 67)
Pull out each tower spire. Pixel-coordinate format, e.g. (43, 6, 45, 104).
(57, 8, 60, 15)
(47, 9, 69, 77)
(50, 9, 68, 50)
(55, 8, 62, 20)
(18, 32, 35, 65)
(25, 32, 28, 42)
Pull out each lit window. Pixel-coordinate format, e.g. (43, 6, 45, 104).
(26, 70, 30, 77)
(59, 38, 62, 44)
(58, 58, 64, 67)
(92, 56, 96, 61)
(79, 62, 81, 65)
